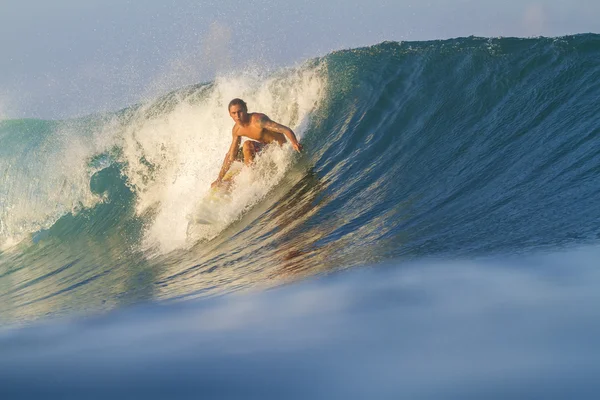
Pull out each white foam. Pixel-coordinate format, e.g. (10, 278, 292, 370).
(0, 63, 326, 253)
(120, 64, 327, 254)
(0, 119, 117, 250)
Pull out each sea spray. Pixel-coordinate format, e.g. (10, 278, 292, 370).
(119, 65, 326, 253)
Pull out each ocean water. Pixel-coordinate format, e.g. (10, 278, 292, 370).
(2, 35, 600, 398)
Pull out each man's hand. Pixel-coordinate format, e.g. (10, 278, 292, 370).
(292, 142, 303, 153)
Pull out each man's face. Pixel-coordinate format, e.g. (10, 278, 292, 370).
(229, 105, 247, 124)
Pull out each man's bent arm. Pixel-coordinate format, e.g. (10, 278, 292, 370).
(258, 116, 303, 152)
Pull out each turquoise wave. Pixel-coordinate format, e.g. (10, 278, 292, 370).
(1, 34, 600, 323)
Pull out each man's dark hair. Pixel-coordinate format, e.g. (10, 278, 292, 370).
(228, 98, 247, 111)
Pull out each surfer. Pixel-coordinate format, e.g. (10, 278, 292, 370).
(211, 98, 303, 188)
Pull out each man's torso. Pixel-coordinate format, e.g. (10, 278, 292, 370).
(233, 113, 286, 145)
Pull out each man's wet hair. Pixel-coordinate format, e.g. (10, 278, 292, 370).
(228, 98, 247, 111)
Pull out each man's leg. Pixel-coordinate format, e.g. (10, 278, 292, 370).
(242, 141, 265, 166)
(242, 141, 255, 165)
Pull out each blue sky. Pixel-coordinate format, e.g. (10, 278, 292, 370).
(1, 0, 598, 119)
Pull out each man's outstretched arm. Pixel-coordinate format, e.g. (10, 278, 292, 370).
(212, 133, 241, 188)
(257, 115, 303, 152)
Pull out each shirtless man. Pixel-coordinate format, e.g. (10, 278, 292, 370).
(211, 98, 303, 188)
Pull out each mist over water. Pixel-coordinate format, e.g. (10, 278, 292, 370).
(3, 248, 600, 399)
(2, 34, 600, 398)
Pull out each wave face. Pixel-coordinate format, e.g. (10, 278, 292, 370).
(1, 34, 600, 323)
